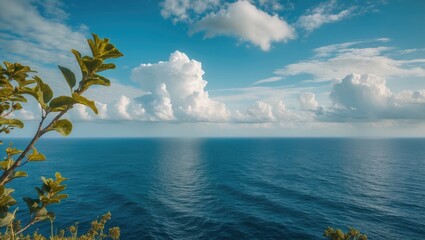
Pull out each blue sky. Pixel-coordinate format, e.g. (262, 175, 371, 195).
(1, 0, 425, 137)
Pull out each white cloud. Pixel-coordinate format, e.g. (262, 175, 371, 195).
(160, 0, 221, 23)
(36, 0, 69, 21)
(253, 76, 283, 85)
(327, 73, 425, 120)
(130, 51, 229, 122)
(0, 0, 88, 66)
(299, 92, 319, 110)
(96, 102, 109, 120)
(0, 0, 92, 103)
(10, 109, 37, 121)
(297, 0, 354, 32)
(191, 0, 295, 51)
(272, 40, 425, 83)
(257, 0, 283, 12)
(239, 101, 276, 122)
(84, 79, 145, 105)
(232, 99, 305, 123)
(72, 105, 92, 121)
(114, 96, 133, 120)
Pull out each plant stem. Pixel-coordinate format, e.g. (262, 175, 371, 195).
(0, 105, 70, 185)
(15, 217, 39, 235)
(50, 220, 54, 239)
(0, 114, 45, 185)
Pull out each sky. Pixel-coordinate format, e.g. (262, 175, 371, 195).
(1, 0, 425, 137)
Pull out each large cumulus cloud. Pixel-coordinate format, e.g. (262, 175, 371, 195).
(129, 51, 229, 122)
(328, 73, 425, 120)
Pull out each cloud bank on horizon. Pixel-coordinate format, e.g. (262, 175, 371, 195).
(1, 0, 425, 136)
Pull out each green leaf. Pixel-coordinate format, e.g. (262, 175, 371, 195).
(18, 87, 39, 100)
(36, 207, 50, 221)
(97, 63, 116, 72)
(0, 88, 13, 96)
(9, 95, 27, 103)
(71, 49, 88, 77)
(58, 65, 76, 90)
(18, 86, 48, 110)
(88, 38, 101, 58)
(49, 119, 72, 136)
(0, 194, 17, 207)
(55, 172, 67, 184)
(0, 118, 24, 128)
(13, 171, 27, 178)
(41, 82, 53, 103)
(0, 211, 14, 227)
(34, 76, 53, 103)
(12, 102, 22, 110)
(6, 147, 23, 156)
(52, 194, 68, 201)
(49, 96, 76, 110)
(27, 147, 46, 161)
(83, 57, 103, 74)
(23, 197, 39, 214)
(0, 159, 13, 171)
(51, 184, 66, 193)
(72, 93, 98, 114)
(101, 48, 124, 59)
(81, 74, 111, 92)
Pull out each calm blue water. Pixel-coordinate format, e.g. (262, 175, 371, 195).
(3, 138, 425, 239)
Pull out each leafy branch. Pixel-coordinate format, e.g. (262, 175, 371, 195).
(0, 33, 123, 237)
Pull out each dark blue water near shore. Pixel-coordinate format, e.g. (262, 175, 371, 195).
(4, 138, 425, 239)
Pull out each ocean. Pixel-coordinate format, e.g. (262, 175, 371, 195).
(3, 138, 425, 239)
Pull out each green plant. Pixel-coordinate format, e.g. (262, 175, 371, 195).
(0, 33, 123, 239)
(0, 212, 120, 240)
(323, 227, 368, 240)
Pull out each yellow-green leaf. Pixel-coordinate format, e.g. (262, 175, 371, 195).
(49, 119, 72, 136)
(27, 147, 46, 161)
(0, 212, 14, 227)
(13, 171, 27, 178)
(49, 96, 75, 109)
(0, 159, 13, 171)
(81, 74, 111, 92)
(58, 65, 76, 90)
(34, 76, 53, 103)
(83, 57, 103, 74)
(6, 147, 23, 156)
(72, 93, 98, 114)
(0, 118, 24, 128)
(97, 63, 116, 72)
(71, 49, 88, 77)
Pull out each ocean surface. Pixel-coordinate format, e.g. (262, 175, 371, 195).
(3, 138, 425, 239)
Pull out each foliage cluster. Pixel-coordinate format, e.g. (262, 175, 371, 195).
(323, 227, 368, 240)
(0, 34, 122, 239)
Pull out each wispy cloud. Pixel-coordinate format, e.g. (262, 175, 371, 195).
(253, 76, 283, 85)
(160, 0, 221, 23)
(0, 0, 88, 66)
(254, 39, 425, 85)
(297, 0, 355, 32)
(296, 0, 387, 33)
